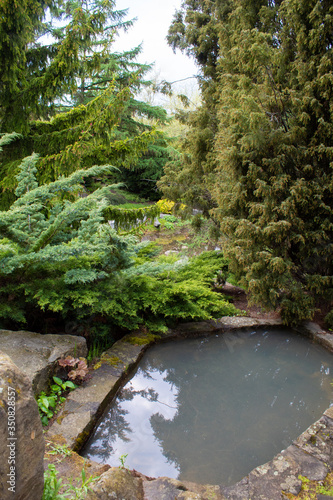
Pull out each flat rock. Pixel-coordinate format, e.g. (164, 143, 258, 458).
(296, 322, 333, 352)
(293, 414, 333, 468)
(222, 442, 329, 499)
(0, 330, 87, 393)
(143, 477, 195, 500)
(46, 338, 144, 450)
(172, 317, 283, 336)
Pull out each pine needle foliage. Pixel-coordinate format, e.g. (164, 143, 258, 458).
(0, 155, 238, 333)
(163, 0, 333, 324)
(0, 0, 171, 208)
(212, 0, 333, 324)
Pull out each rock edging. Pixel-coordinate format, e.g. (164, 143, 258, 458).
(46, 318, 333, 499)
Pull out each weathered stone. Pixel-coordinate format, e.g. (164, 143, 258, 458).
(282, 444, 328, 480)
(143, 477, 190, 500)
(182, 481, 226, 500)
(0, 351, 45, 500)
(46, 338, 145, 449)
(85, 467, 143, 500)
(245, 443, 328, 499)
(296, 322, 333, 352)
(247, 453, 302, 499)
(293, 415, 333, 467)
(142, 476, 225, 500)
(221, 476, 249, 499)
(173, 317, 283, 337)
(0, 329, 87, 393)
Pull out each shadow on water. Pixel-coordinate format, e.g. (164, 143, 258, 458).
(82, 328, 333, 485)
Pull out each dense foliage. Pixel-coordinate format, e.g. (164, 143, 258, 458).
(0, 0, 171, 208)
(0, 150, 238, 335)
(161, 0, 333, 324)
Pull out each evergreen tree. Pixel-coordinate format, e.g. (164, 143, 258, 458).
(162, 0, 333, 323)
(212, 0, 333, 323)
(159, 0, 228, 214)
(0, 0, 170, 207)
(0, 149, 238, 333)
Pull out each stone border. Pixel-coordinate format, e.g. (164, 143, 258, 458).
(46, 318, 333, 499)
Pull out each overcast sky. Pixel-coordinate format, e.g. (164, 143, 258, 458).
(113, 0, 199, 93)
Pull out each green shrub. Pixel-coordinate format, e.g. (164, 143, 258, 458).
(0, 154, 240, 337)
(325, 310, 333, 330)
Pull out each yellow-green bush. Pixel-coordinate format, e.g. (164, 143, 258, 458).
(156, 199, 186, 214)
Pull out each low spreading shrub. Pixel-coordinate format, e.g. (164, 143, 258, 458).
(0, 153, 240, 338)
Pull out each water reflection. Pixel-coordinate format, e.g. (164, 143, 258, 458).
(83, 329, 333, 485)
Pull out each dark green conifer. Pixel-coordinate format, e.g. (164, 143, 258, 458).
(213, 0, 333, 323)
(0, 0, 170, 207)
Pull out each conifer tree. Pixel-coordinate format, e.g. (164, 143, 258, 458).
(159, 0, 228, 214)
(0, 0, 170, 207)
(212, 0, 333, 323)
(0, 150, 238, 333)
(162, 0, 333, 323)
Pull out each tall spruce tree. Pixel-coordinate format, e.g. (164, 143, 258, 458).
(0, 0, 170, 207)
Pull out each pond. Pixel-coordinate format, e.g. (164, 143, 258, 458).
(82, 328, 333, 486)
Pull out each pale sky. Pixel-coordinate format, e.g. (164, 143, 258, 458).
(113, 0, 199, 93)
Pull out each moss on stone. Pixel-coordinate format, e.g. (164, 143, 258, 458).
(285, 473, 333, 499)
(123, 333, 159, 346)
(93, 354, 123, 370)
(56, 411, 69, 425)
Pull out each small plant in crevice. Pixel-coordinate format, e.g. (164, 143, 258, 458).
(58, 356, 89, 382)
(37, 377, 77, 426)
(42, 463, 98, 500)
(46, 442, 72, 463)
(119, 453, 128, 470)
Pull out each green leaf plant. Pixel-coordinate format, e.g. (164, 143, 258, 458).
(37, 377, 77, 427)
(42, 463, 98, 500)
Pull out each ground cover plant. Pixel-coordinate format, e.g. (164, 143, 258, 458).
(37, 377, 77, 426)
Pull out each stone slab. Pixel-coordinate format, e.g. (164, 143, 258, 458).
(173, 317, 283, 336)
(85, 467, 143, 500)
(0, 351, 45, 500)
(0, 329, 87, 393)
(293, 414, 333, 467)
(295, 322, 333, 352)
(46, 338, 145, 450)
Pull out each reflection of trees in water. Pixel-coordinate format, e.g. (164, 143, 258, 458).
(85, 376, 173, 463)
(142, 334, 333, 483)
(85, 399, 132, 462)
(150, 412, 181, 474)
(86, 332, 333, 483)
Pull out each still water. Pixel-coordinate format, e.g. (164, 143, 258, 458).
(83, 328, 333, 485)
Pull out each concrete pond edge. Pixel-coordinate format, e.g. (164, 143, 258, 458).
(46, 317, 333, 499)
